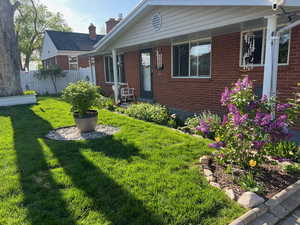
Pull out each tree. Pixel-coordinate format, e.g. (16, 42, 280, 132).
(15, 0, 71, 71)
(34, 64, 66, 93)
(0, 0, 22, 96)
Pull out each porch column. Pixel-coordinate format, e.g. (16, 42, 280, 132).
(112, 49, 119, 104)
(263, 15, 278, 98)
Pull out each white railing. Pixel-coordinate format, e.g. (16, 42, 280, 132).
(20, 67, 96, 95)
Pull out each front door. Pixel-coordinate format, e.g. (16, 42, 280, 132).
(140, 49, 153, 99)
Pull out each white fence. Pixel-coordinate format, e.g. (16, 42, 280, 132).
(20, 67, 96, 94)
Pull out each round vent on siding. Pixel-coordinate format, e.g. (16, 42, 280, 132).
(152, 13, 162, 31)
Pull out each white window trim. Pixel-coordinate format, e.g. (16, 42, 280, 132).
(239, 27, 291, 67)
(171, 37, 212, 79)
(103, 55, 127, 84)
(68, 56, 78, 71)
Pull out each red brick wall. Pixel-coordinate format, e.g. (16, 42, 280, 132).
(78, 56, 90, 68)
(94, 25, 300, 113)
(95, 55, 114, 96)
(56, 55, 69, 70)
(43, 55, 91, 71)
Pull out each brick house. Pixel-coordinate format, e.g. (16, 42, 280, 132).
(41, 24, 104, 71)
(87, 0, 300, 117)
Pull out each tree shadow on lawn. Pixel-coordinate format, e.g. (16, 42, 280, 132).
(7, 106, 163, 225)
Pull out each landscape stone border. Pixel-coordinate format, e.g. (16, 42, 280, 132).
(229, 180, 300, 225)
(199, 155, 300, 225)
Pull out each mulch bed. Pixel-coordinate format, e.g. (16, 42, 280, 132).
(210, 160, 300, 199)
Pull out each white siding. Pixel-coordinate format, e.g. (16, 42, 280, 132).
(41, 32, 58, 60)
(109, 6, 299, 49)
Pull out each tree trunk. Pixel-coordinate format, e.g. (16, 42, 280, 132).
(0, 0, 22, 97)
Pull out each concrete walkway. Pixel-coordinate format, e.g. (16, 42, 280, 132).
(277, 207, 300, 225)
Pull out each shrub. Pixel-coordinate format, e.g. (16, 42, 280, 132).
(23, 90, 37, 95)
(61, 81, 101, 117)
(125, 103, 172, 125)
(207, 76, 300, 168)
(99, 96, 115, 111)
(265, 141, 299, 162)
(185, 111, 221, 138)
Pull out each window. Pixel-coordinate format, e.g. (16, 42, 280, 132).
(240, 27, 290, 66)
(104, 55, 126, 83)
(278, 30, 290, 64)
(173, 39, 211, 78)
(241, 30, 264, 65)
(68, 56, 78, 70)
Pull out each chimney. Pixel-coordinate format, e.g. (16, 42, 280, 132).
(88, 23, 97, 40)
(105, 15, 122, 33)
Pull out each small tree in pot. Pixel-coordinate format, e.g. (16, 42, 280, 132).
(62, 81, 101, 133)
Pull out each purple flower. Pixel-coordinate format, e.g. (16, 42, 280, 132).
(208, 141, 225, 149)
(261, 114, 272, 126)
(196, 120, 210, 134)
(221, 87, 231, 105)
(277, 104, 291, 112)
(233, 112, 248, 126)
(240, 114, 249, 124)
(228, 104, 238, 113)
(253, 141, 265, 150)
(261, 95, 268, 103)
(222, 115, 228, 126)
(248, 101, 258, 110)
(241, 76, 250, 88)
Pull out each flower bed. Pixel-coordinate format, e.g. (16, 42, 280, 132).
(193, 76, 300, 208)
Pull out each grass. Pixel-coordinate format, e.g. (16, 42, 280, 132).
(0, 97, 245, 225)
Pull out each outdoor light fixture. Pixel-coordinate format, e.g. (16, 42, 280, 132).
(272, 0, 285, 11)
(156, 48, 164, 71)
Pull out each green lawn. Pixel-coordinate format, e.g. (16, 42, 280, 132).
(0, 97, 245, 225)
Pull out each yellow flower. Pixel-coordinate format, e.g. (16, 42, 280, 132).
(249, 160, 257, 167)
(215, 137, 221, 142)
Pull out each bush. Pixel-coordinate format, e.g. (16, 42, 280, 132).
(185, 111, 221, 138)
(61, 81, 101, 117)
(23, 90, 37, 95)
(99, 96, 115, 111)
(125, 103, 173, 126)
(265, 141, 299, 162)
(206, 76, 300, 168)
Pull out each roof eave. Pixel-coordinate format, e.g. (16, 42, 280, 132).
(90, 0, 300, 54)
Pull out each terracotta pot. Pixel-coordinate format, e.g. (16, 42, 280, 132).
(73, 110, 98, 133)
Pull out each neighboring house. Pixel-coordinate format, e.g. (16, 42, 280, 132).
(87, 0, 300, 117)
(41, 24, 104, 71)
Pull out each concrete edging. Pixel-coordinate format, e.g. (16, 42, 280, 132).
(229, 180, 300, 225)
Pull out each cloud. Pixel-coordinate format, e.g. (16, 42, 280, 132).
(39, 0, 101, 34)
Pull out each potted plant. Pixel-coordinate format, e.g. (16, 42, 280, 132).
(62, 81, 101, 133)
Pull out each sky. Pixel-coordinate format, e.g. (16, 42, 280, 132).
(39, 0, 141, 34)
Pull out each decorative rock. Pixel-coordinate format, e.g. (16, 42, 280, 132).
(237, 192, 265, 208)
(199, 155, 211, 165)
(203, 169, 213, 177)
(224, 188, 235, 200)
(210, 182, 221, 189)
(206, 175, 216, 182)
(46, 125, 119, 141)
